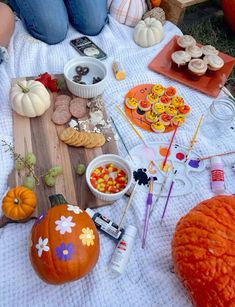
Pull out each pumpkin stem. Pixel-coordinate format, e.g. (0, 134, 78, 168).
(13, 197, 20, 204)
(17, 82, 29, 93)
(48, 194, 68, 208)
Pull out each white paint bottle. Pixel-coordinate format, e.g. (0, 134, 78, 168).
(211, 156, 225, 194)
(109, 225, 137, 276)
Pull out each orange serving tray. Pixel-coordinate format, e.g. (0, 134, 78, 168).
(148, 35, 235, 98)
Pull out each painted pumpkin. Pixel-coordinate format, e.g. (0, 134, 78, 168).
(151, 0, 161, 7)
(222, 0, 235, 32)
(172, 195, 235, 307)
(134, 17, 164, 48)
(29, 194, 99, 284)
(2, 186, 36, 220)
(10, 80, 51, 117)
(108, 0, 147, 27)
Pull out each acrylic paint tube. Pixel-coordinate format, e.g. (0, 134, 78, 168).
(85, 208, 125, 241)
(210, 156, 225, 194)
(109, 225, 137, 276)
(112, 61, 126, 80)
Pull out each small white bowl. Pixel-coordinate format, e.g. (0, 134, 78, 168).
(64, 57, 107, 98)
(86, 154, 133, 202)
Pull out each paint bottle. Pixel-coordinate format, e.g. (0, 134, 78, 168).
(109, 225, 137, 276)
(85, 208, 125, 241)
(112, 61, 126, 80)
(210, 156, 225, 194)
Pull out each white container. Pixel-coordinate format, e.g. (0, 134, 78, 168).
(210, 156, 225, 194)
(85, 154, 133, 202)
(64, 57, 107, 98)
(109, 225, 137, 276)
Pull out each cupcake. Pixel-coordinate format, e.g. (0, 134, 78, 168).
(171, 96, 184, 108)
(152, 84, 165, 96)
(145, 111, 158, 123)
(178, 105, 191, 116)
(146, 92, 159, 104)
(153, 103, 165, 115)
(160, 95, 171, 106)
(204, 54, 224, 72)
(177, 35, 196, 48)
(165, 86, 177, 97)
(188, 59, 207, 80)
(151, 121, 165, 133)
(185, 45, 202, 59)
(138, 100, 151, 111)
(125, 97, 139, 109)
(172, 114, 185, 126)
(201, 45, 219, 56)
(160, 113, 172, 126)
(171, 51, 191, 71)
(165, 105, 178, 116)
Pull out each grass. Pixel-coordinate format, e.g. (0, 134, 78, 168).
(180, 6, 235, 87)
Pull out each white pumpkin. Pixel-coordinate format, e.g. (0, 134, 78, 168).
(108, 0, 147, 27)
(133, 17, 164, 48)
(10, 80, 51, 118)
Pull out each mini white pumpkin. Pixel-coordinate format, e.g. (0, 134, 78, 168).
(133, 17, 164, 48)
(10, 80, 51, 118)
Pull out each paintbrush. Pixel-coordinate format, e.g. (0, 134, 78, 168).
(198, 150, 235, 161)
(162, 123, 179, 170)
(149, 174, 168, 217)
(185, 115, 203, 163)
(160, 170, 177, 225)
(142, 177, 154, 248)
(110, 116, 134, 162)
(117, 181, 138, 231)
(219, 85, 235, 101)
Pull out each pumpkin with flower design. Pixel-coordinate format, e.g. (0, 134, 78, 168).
(29, 194, 99, 284)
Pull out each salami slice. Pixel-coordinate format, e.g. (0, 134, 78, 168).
(51, 108, 71, 125)
(69, 103, 87, 119)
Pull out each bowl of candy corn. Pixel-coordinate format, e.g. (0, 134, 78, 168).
(86, 154, 133, 201)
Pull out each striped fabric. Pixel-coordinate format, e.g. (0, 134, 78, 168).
(108, 0, 147, 27)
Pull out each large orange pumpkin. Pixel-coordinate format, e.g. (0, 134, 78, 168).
(172, 195, 235, 307)
(29, 194, 99, 284)
(222, 0, 235, 32)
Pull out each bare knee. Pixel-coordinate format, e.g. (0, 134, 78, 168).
(0, 3, 15, 47)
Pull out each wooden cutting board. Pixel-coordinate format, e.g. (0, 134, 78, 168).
(4, 74, 118, 225)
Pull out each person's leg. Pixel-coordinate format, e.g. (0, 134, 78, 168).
(8, 0, 69, 44)
(65, 0, 108, 36)
(0, 3, 15, 47)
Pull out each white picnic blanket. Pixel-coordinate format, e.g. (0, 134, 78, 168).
(0, 15, 235, 307)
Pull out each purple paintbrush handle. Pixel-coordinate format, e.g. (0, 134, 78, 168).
(147, 193, 153, 205)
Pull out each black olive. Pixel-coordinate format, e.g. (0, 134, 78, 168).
(81, 66, 89, 75)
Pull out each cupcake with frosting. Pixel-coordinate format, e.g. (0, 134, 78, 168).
(165, 86, 177, 98)
(125, 97, 139, 109)
(152, 84, 165, 96)
(185, 45, 202, 59)
(201, 45, 219, 56)
(172, 114, 185, 126)
(177, 35, 196, 48)
(153, 103, 165, 115)
(160, 95, 171, 106)
(151, 121, 165, 133)
(146, 92, 159, 104)
(171, 51, 191, 70)
(138, 100, 151, 111)
(204, 54, 224, 72)
(145, 111, 158, 123)
(165, 105, 178, 117)
(171, 96, 184, 108)
(160, 113, 172, 126)
(188, 59, 207, 79)
(178, 105, 191, 116)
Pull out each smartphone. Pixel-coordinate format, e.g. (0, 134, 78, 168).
(70, 36, 107, 60)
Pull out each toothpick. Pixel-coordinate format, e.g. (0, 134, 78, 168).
(162, 123, 179, 169)
(185, 115, 203, 162)
(110, 116, 134, 162)
(198, 150, 235, 161)
(116, 104, 147, 146)
(117, 181, 138, 231)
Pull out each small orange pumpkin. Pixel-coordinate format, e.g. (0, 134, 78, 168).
(151, 0, 161, 7)
(2, 186, 36, 220)
(29, 194, 99, 284)
(172, 195, 235, 307)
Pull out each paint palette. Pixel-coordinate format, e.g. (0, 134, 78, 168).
(127, 142, 205, 197)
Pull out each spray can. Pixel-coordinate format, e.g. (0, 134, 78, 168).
(210, 156, 225, 194)
(109, 225, 137, 276)
(85, 208, 125, 241)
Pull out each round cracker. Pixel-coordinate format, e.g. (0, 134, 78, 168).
(59, 127, 77, 142)
(95, 133, 106, 147)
